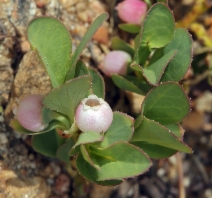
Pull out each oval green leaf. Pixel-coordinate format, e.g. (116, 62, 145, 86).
(42, 107, 70, 129)
(10, 119, 67, 135)
(88, 67, 105, 99)
(80, 145, 100, 170)
(98, 112, 134, 148)
(74, 60, 89, 78)
(142, 82, 190, 125)
(132, 121, 184, 159)
(56, 138, 75, 163)
(76, 152, 123, 186)
(130, 116, 192, 153)
(111, 37, 135, 57)
(43, 76, 91, 123)
(118, 23, 140, 34)
(135, 3, 175, 65)
(142, 50, 177, 85)
(27, 17, 72, 88)
(88, 142, 152, 181)
(72, 131, 104, 149)
(161, 28, 193, 82)
(132, 142, 177, 159)
(32, 130, 65, 158)
(111, 74, 146, 95)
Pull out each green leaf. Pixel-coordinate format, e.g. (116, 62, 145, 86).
(134, 114, 143, 129)
(76, 152, 123, 186)
(140, 3, 175, 48)
(164, 123, 182, 138)
(130, 63, 143, 73)
(10, 119, 66, 135)
(88, 67, 105, 99)
(69, 145, 80, 156)
(132, 142, 177, 159)
(27, 17, 72, 88)
(111, 37, 135, 57)
(142, 50, 177, 85)
(143, 0, 152, 7)
(80, 145, 100, 170)
(130, 116, 192, 153)
(32, 130, 65, 158)
(70, 131, 104, 152)
(87, 142, 152, 181)
(148, 48, 164, 65)
(132, 122, 184, 159)
(42, 107, 70, 129)
(157, 0, 167, 3)
(161, 28, 193, 82)
(118, 23, 140, 34)
(73, 61, 105, 98)
(98, 112, 134, 148)
(134, 34, 140, 52)
(66, 13, 108, 80)
(142, 82, 190, 125)
(125, 76, 153, 94)
(56, 138, 75, 163)
(43, 76, 91, 123)
(74, 60, 89, 78)
(135, 3, 175, 65)
(111, 74, 145, 95)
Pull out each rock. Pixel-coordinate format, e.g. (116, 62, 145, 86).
(0, 133, 8, 144)
(0, 18, 16, 105)
(5, 50, 52, 121)
(125, 91, 145, 114)
(35, 0, 50, 8)
(60, 0, 108, 37)
(90, 184, 112, 198)
(118, 181, 132, 197)
(45, 0, 63, 17)
(0, 0, 37, 36)
(93, 26, 109, 45)
(59, 0, 79, 7)
(196, 91, 212, 113)
(20, 37, 31, 53)
(182, 111, 204, 131)
(54, 173, 71, 194)
(0, 171, 51, 198)
(0, 160, 50, 198)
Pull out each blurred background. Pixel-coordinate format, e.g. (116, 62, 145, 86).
(0, 0, 212, 197)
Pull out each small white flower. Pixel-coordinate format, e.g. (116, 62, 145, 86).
(75, 94, 113, 133)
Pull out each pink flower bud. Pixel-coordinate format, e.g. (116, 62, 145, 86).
(99, 50, 132, 76)
(14, 94, 48, 132)
(75, 95, 113, 133)
(116, 0, 147, 25)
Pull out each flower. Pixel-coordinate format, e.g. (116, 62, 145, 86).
(99, 50, 132, 76)
(116, 0, 147, 25)
(14, 94, 48, 132)
(75, 95, 113, 133)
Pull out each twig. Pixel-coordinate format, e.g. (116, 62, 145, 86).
(176, 152, 186, 198)
(192, 155, 209, 184)
(184, 70, 209, 86)
(176, 0, 211, 28)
